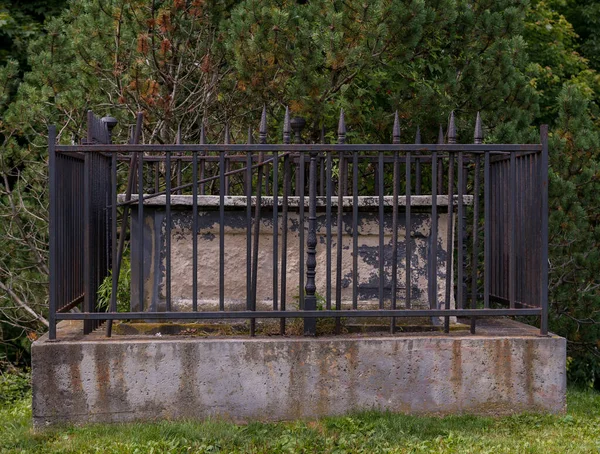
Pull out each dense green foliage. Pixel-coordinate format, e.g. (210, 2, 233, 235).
(0, 0, 598, 386)
(0, 0, 67, 69)
(1, 374, 599, 453)
(523, 0, 600, 387)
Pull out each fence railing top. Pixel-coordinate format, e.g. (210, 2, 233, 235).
(55, 143, 543, 153)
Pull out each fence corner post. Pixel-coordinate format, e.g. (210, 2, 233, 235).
(540, 124, 549, 336)
(48, 125, 57, 340)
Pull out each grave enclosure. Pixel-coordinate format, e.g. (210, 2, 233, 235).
(32, 108, 566, 426)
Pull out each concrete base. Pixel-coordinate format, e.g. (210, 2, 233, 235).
(32, 319, 566, 427)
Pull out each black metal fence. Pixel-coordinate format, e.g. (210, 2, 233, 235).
(48, 109, 549, 339)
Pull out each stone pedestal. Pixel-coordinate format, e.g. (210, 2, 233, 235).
(32, 319, 566, 427)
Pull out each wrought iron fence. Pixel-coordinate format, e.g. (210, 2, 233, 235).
(48, 109, 549, 339)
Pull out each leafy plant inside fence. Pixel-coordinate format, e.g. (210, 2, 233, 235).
(97, 253, 131, 313)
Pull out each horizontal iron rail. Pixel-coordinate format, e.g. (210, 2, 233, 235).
(115, 153, 289, 206)
(488, 294, 540, 308)
(113, 152, 539, 163)
(56, 144, 543, 153)
(56, 308, 541, 321)
(56, 295, 85, 313)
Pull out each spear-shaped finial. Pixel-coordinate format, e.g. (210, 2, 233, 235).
(247, 126, 254, 144)
(337, 108, 346, 144)
(415, 126, 422, 144)
(392, 111, 401, 144)
(448, 111, 457, 144)
(259, 105, 267, 144)
(176, 124, 182, 144)
(438, 124, 445, 144)
(474, 111, 483, 144)
(283, 106, 291, 145)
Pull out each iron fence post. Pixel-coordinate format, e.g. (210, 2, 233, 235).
(48, 125, 57, 340)
(304, 147, 318, 335)
(540, 124, 549, 335)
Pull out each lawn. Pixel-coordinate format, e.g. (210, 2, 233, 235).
(1, 373, 599, 453)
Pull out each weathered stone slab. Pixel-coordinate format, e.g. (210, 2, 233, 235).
(32, 319, 566, 427)
(128, 195, 469, 312)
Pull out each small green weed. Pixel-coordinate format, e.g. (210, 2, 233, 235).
(97, 254, 131, 312)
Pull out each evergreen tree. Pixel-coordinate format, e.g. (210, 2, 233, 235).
(547, 86, 600, 388)
(0, 0, 599, 384)
(224, 0, 536, 141)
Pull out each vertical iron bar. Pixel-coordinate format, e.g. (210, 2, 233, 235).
(519, 154, 525, 307)
(470, 156, 480, 333)
(192, 146, 198, 312)
(457, 151, 464, 310)
(304, 148, 318, 336)
(83, 150, 92, 333)
(251, 147, 264, 335)
(391, 114, 400, 332)
(509, 151, 516, 308)
(138, 144, 144, 313)
(326, 150, 332, 310)
(219, 146, 226, 312)
(251, 107, 267, 335)
(165, 150, 172, 312)
(246, 128, 253, 319)
(444, 116, 455, 333)
(391, 153, 399, 333)
(484, 151, 491, 309)
(281, 110, 291, 334)
(299, 151, 305, 310)
(471, 113, 483, 332)
(48, 126, 57, 339)
(430, 147, 438, 312)
(281, 154, 289, 334)
(107, 147, 118, 336)
(272, 150, 279, 311)
(540, 125, 549, 335)
(492, 157, 497, 299)
(378, 150, 385, 309)
(336, 110, 346, 333)
(335, 149, 344, 321)
(115, 113, 142, 277)
(352, 149, 358, 310)
(406, 150, 412, 309)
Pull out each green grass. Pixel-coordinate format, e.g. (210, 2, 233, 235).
(1, 384, 599, 453)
